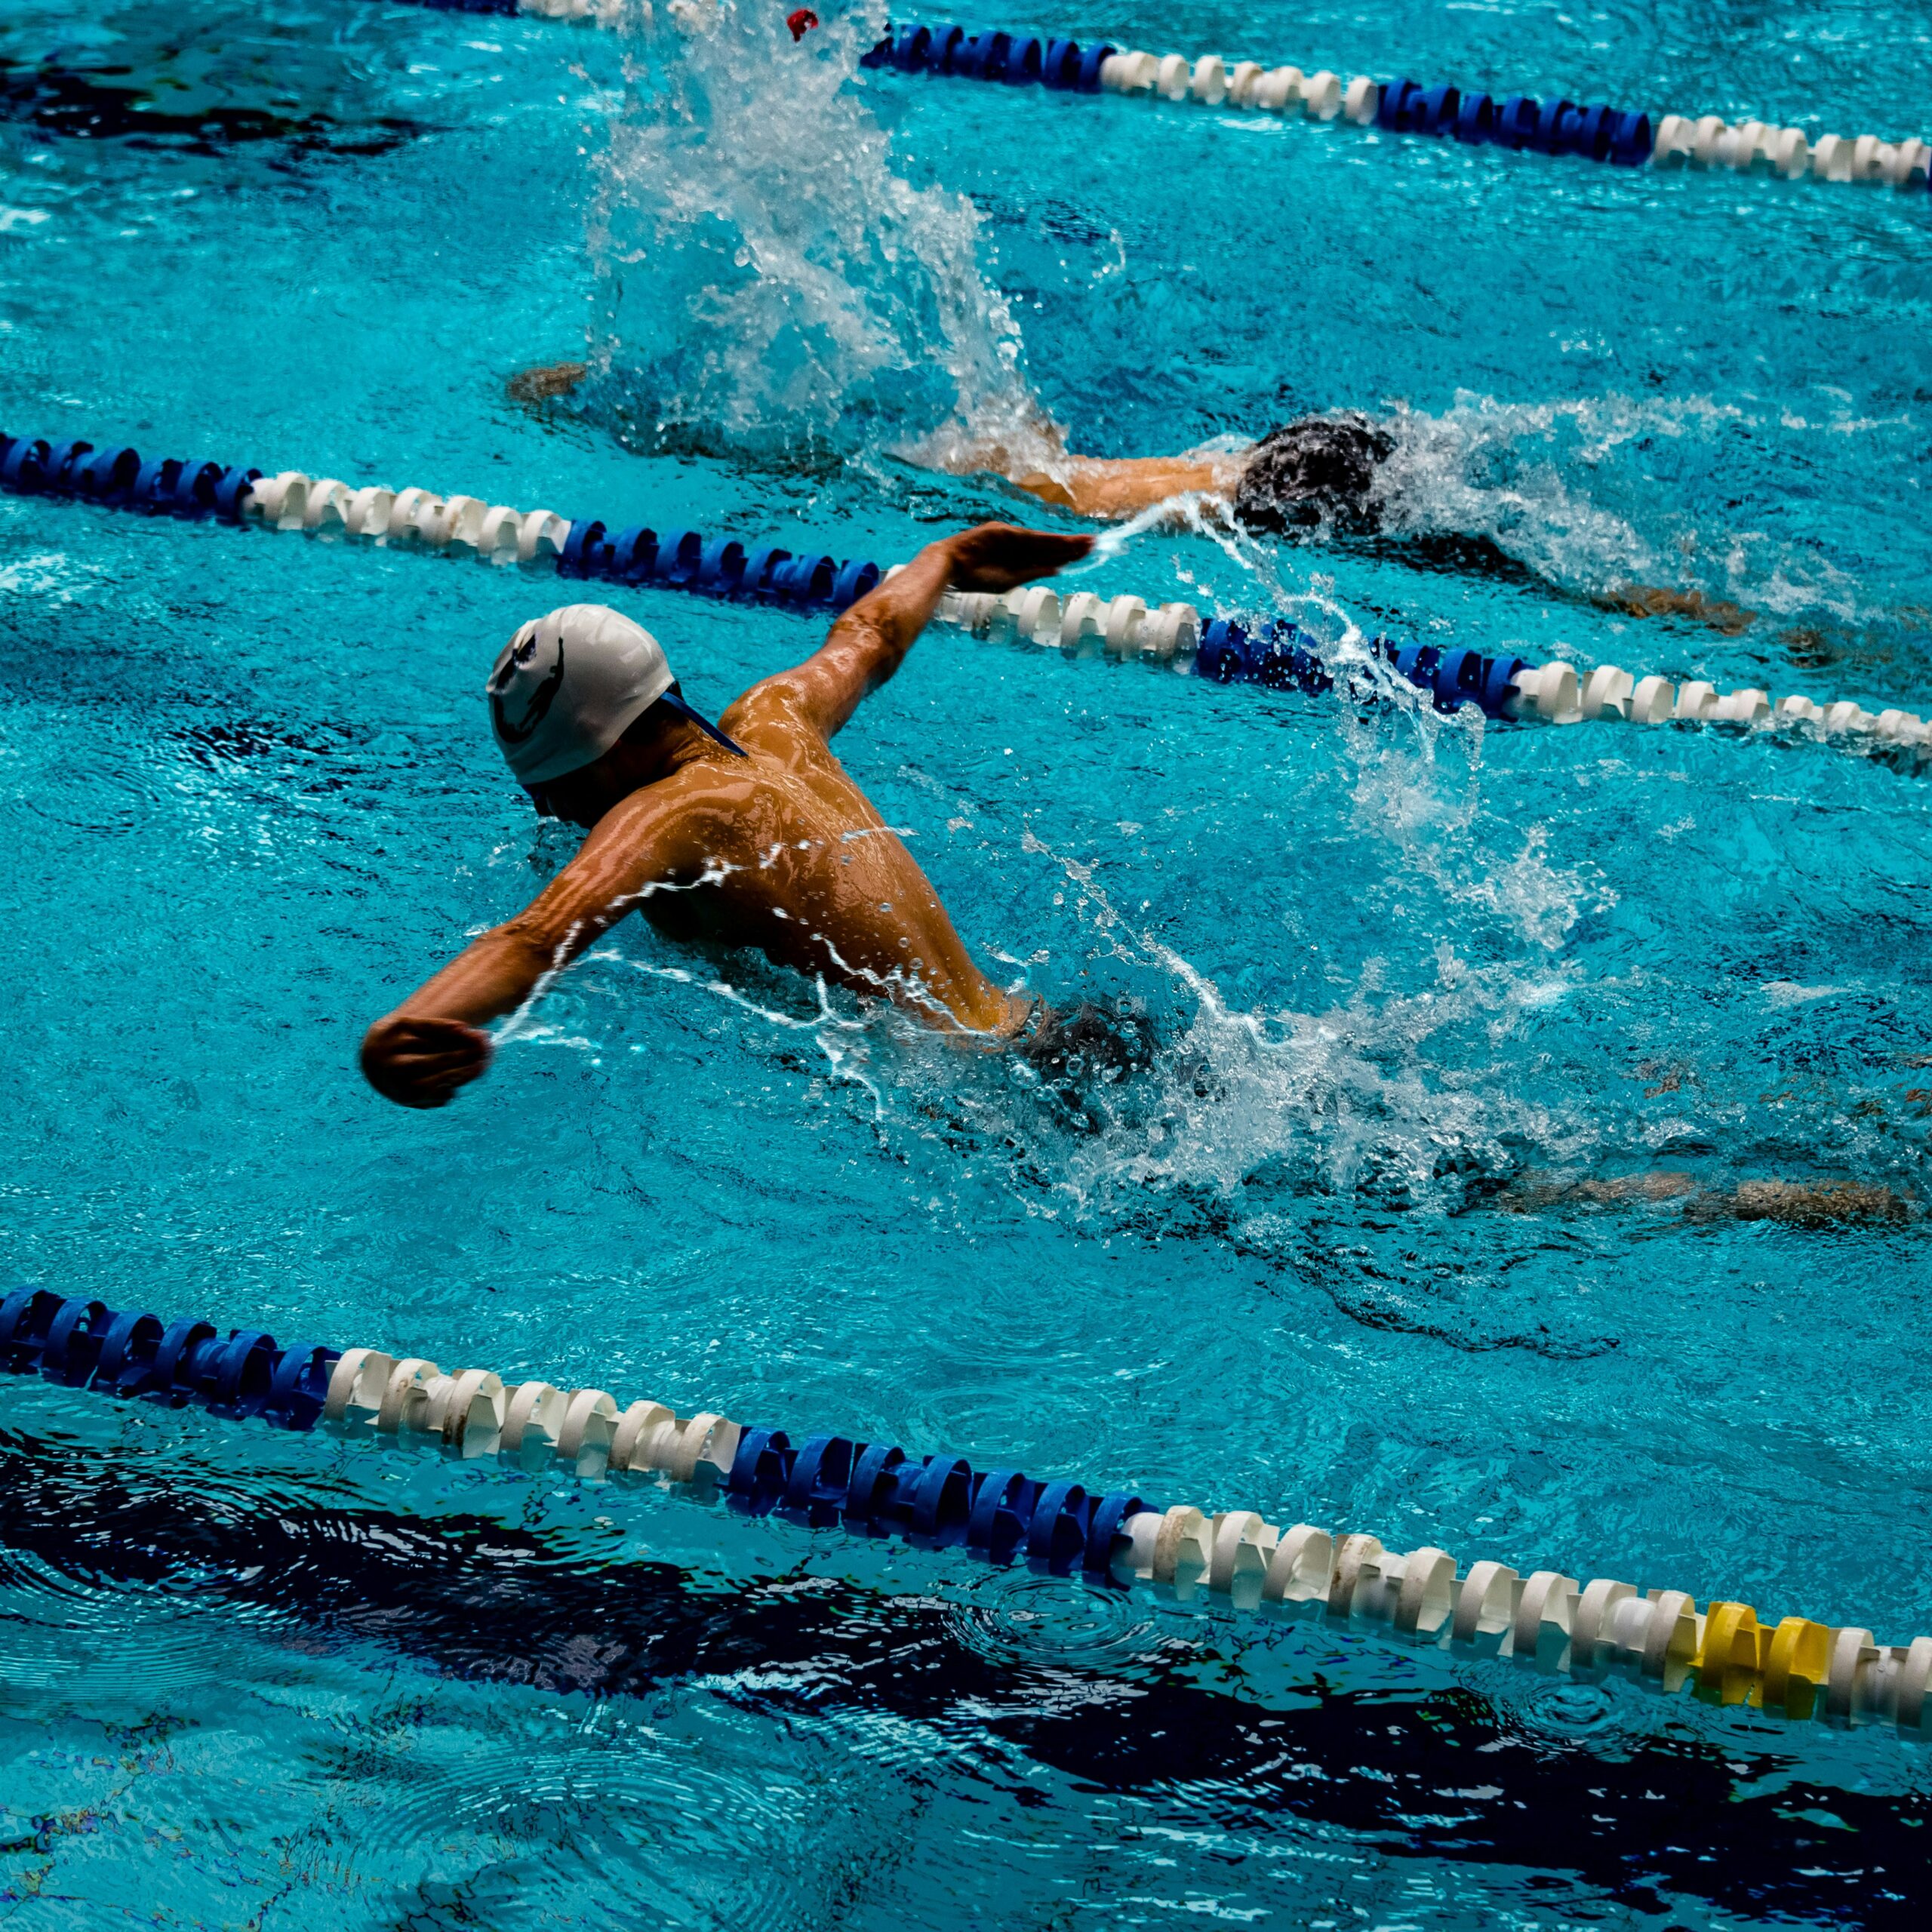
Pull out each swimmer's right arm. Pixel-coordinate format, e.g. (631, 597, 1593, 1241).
(752, 522, 1094, 740)
(1004, 454, 1236, 520)
(925, 426, 1238, 520)
(360, 795, 698, 1108)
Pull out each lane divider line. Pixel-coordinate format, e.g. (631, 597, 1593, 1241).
(404, 0, 610, 20)
(858, 17, 1931, 192)
(0, 430, 883, 614)
(382, 2, 1932, 195)
(4, 428, 1926, 764)
(3, 1284, 1930, 1735)
(944, 585, 1932, 761)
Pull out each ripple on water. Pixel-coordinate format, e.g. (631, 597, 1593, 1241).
(1514, 1676, 1621, 1741)
(943, 1565, 1158, 1676)
(0, 1542, 220, 1692)
(19, 756, 158, 835)
(330, 1692, 862, 1931)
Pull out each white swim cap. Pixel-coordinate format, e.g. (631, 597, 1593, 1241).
(487, 603, 672, 786)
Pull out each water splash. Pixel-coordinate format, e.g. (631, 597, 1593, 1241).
(1366, 390, 1885, 625)
(535, 780, 1595, 1240)
(1367, 392, 1668, 590)
(586, 2, 1035, 469)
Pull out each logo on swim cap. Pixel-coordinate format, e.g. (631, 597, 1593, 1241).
(488, 631, 566, 746)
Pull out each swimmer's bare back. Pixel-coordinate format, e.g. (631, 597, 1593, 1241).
(361, 521, 1091, 1107)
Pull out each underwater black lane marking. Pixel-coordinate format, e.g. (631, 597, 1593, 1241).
(0, 58, 425, 158)
(0, 1431, 1921, 1919)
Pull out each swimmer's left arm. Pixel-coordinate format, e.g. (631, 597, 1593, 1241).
(359, 794, 700, 1108)
(746, 522, 1092, 741)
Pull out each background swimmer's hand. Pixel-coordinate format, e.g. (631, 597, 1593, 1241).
(361, 1014, 493, 1109)
(943, 521, 1093, 593)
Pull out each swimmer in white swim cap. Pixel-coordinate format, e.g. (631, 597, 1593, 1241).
(360, 521, 1091, 1109)
(483, 600, 751, 792)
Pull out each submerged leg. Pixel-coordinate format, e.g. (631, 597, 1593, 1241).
(507, 361, 588, 408)
(1684, 1179, 1914, 1226)
(1499, 1169, 1912, 1226)
(1598, 584, 1758, 634)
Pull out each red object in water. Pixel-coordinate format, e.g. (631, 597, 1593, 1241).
(786, 8, 819, 40)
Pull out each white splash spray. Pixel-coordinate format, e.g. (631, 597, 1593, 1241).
(586, 1, 1035, 468)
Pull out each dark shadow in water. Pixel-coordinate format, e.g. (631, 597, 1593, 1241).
(0, 55, 423, 159)
(1343, 528, 1545, 588)
(0, 1429, 1923, 1921)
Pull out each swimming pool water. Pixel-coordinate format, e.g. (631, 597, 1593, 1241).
(3, 2, 1932, 1924)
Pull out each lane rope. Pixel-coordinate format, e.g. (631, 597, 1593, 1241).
(940, 584, 1932, 758)
(405, 0, 610, 18)
(3, 427, 1926, 763)
(389, 0, 1932, 193)
(3, 1282, 1928, 1736)
(860, 18, 1932, 192)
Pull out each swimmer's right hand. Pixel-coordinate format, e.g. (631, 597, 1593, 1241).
(360, 1014, 493, 1109)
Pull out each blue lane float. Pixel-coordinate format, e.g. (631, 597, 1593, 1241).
(0, 1287, 339, 1428)
(0, 423, 1515, 717)
(1201, 621, 1527, 720)
(1377, 75, 1651, 165)
(725, 1424, 1146, 1572)
(8, 1288, 1932, 1734)
(866, 21, 1113, 93)
(5, 424, 1927, 755)
(0, 429, 881, 619)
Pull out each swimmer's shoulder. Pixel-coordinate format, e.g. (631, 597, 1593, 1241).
(717, 676, 844, 766)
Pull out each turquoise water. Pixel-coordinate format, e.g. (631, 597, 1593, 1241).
(4, 1, 1932, 1923)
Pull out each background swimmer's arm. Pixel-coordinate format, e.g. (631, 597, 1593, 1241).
(743, 521, 1092, 741)
(928, 428, 1240, 519)
(1002, 454, 1236, 520)
(360, 793, 700, 1109)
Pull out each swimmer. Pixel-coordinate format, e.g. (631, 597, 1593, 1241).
(360, 521, 1093, 1109)
(933, 409, 1759, 632)
(504, 363, 1746, 627)
(941, 410, 1389, 536)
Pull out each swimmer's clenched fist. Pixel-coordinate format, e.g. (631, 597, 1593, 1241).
(361, 1014, 492, 1109)
(361, 521, 1091, 1107)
